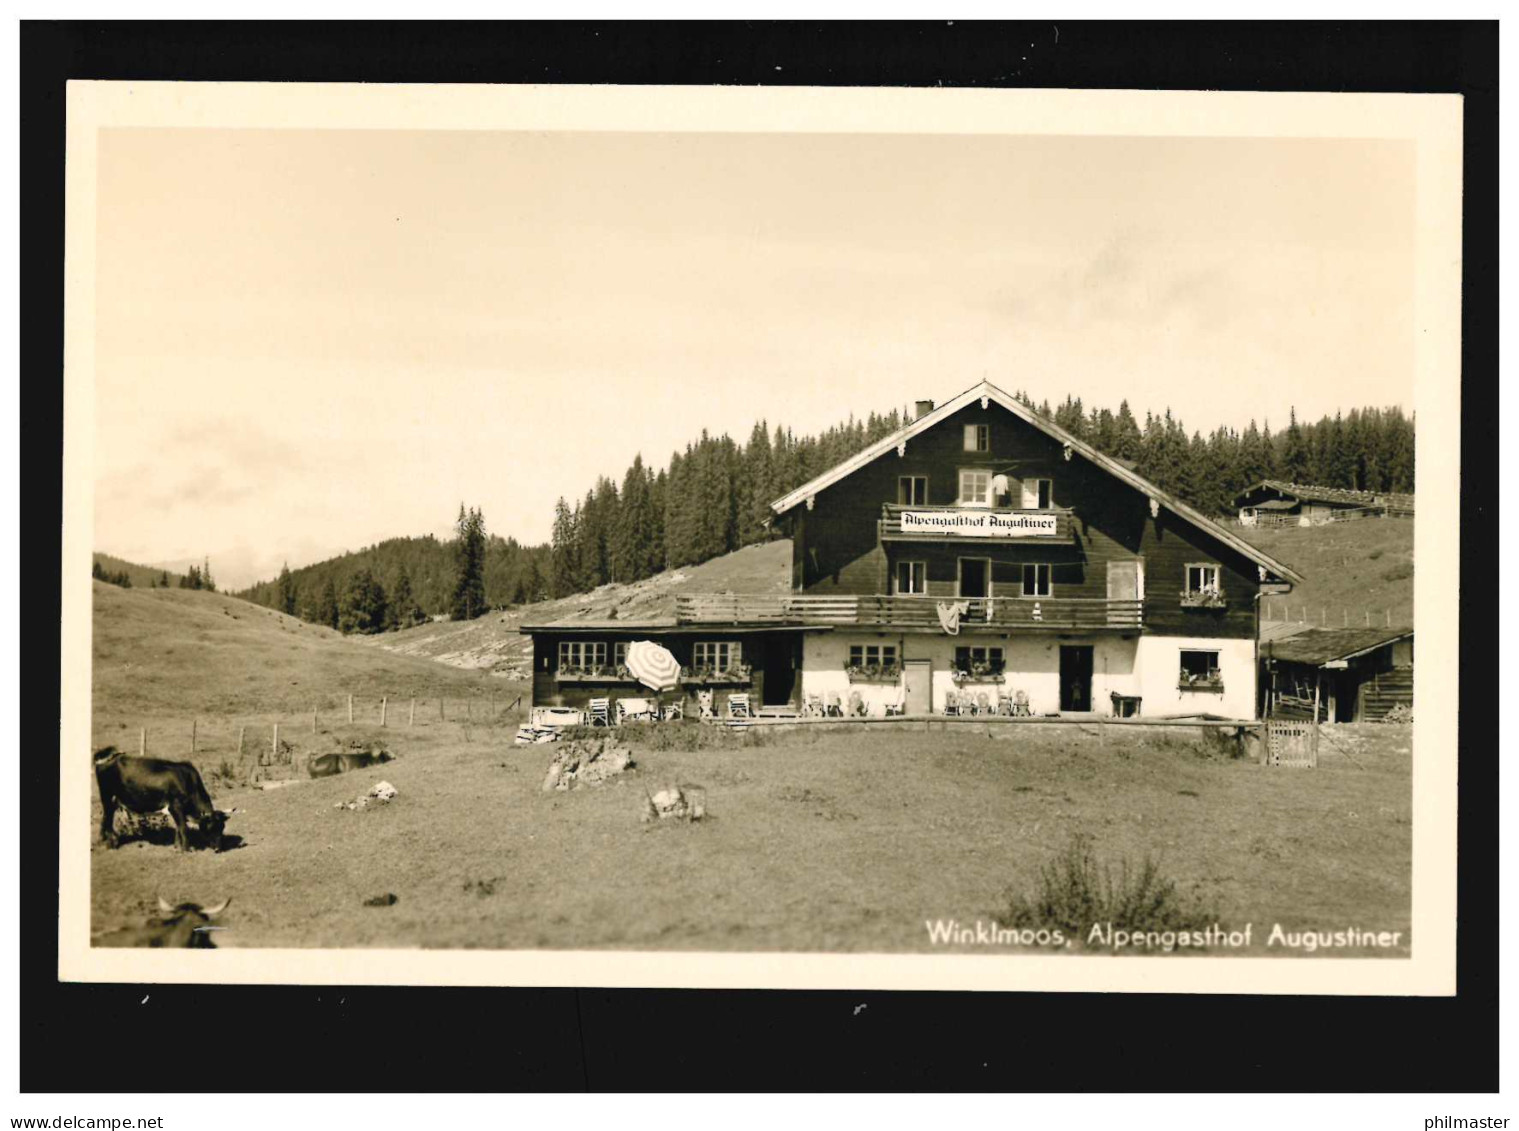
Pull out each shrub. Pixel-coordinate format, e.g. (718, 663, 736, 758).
(1000, 835, 1217, 945)
(1381, 563, 1413, 582)
(1367, 549, 1384, 561)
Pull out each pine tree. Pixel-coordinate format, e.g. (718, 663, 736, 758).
(338, 568, 389, 635)
(449, 505, 489, 621)
(1113, 401, 1142, 461)
(202, 557, 216, 593)
(276, 563, 298, 616)
(389, 563, 422, 628)
(1281, 408, 1310, 483)
(317, 576, 339, 628)
(612, 456, 653, 584)
(549, 497, 580, 598)
(160, 570, 170, 588)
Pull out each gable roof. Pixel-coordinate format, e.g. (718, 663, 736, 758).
(1265, 627, 1413, 666)
(1235, 479, 1416, 511)
(769, 379, 1305, 586)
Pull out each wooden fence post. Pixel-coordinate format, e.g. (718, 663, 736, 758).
(381, 697, 388, 727)
(272, 723, 280, 763)
(139, 727, 146, 758)
(467, 697, 472, 721)
(191, 718, 197, 754)
(1365, 610, 1371, 626)
(348, 694, 354, 724)
(238, 726, 245, 758)
(313, 708, 318, 734)
(409, 698, 416, 726)
(1386, 609, 1391, 626)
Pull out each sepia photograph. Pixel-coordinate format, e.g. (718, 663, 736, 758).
(57, 79, 1462, 996)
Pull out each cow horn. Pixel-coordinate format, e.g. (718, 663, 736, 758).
(157, 895, 175, 914)
(201, 898, 230, 917)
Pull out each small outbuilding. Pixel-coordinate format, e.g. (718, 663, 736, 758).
(1262, 627, 1413, 722)
(1234, 480, 1415, 527)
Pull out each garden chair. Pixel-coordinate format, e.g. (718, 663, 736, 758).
(884, 683, 907, 717)
(1012, 689, 1031, 717)
(587, 698, 611, 727)
(995, 689, 1014, 716)
(976, 691, 992, 716)
(727, 693, 752, 720)
(847, 689, 866, 717)
(825, 692, 844, 717)
(802, 693, 825, 718)
(696, 689, 716, 721)
(943, 690, 961, 717)
(661, 700, 684, 722)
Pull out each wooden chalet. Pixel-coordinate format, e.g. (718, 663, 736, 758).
(1262, 627, 1413, 723)
(1234, 480, 1415, 527)
(522, 380, 1305, 720)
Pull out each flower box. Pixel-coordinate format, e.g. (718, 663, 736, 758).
(1179, 590, 1227, 609)
(1178, 677, 1225, 692)
(844, 664, 901, 683)
(556, 665, 631, 683)
(681, 665, 753, 686)
(952, 671, 1006, 685)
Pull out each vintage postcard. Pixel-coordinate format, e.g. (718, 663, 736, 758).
(59, 82, 1461, 994)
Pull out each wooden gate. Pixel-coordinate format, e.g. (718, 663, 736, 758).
(1264, 719, 1318, 768)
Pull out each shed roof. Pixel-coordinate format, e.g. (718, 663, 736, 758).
(1235, 479, 1415, 511)
(1265, 627, 1413, 666)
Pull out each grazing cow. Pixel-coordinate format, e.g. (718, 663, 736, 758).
(93, 747, 230, 852)
(307, 748, 393, 779)
(93, 897, 230, 948)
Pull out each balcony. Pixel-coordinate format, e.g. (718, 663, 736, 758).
(674, 594, 1144, 631)
(878, 504, 1075, 543)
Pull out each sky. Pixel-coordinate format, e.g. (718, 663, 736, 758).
(92, 128, 1415, 590)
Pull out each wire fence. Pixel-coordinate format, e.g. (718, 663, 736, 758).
(96, 692, 528, 786)
(1259, 602, 1414, 631)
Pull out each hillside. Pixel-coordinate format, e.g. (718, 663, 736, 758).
(1238, 518, 1414, 629)
(355, 539, 793, 675)
(92, 581, 497, 727)
(92, 552, 186, 589)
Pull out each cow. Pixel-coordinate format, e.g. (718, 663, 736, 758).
(307, 747, 393, 779)
(93, 897, 230, 948)
(93, 747, 231, 852)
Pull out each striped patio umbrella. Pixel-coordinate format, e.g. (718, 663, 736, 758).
(625, 640, 681, 692)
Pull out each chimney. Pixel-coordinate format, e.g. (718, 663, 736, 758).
(914, 399, 935, 421)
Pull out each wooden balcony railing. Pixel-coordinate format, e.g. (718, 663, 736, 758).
(878, 504, 1074, 542)
(674, 594, 1144, 630)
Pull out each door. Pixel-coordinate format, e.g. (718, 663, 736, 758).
(759, 634, 800, 706)
(903, 659, 932, 715)
(1060, 645, 1094, 712)
(958, 558, 990, 598)
(1106, 560, 1143, 627)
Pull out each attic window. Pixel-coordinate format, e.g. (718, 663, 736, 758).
(963, 424, 989, 452)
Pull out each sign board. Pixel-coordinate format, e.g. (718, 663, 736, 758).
(900, 510, 1060, 538)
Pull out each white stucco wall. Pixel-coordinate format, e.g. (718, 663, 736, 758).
(800, 632, 1144, 716)
(1135, 635, 1257, 720)
(799, 630, 1257, 718)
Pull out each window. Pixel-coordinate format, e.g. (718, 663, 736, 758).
(954, 646, 1005, 674)
(1179, 649, 1222, 688)
(964, 424, 989, 452)
(848, 644, 899, 670)
(1021, 563, 1052, 597)
(897, 475, 927, 505)
(1020, 478, 1053, 509)
(896, 560, 927, 595)
(557, 640, 608, 672)
(958, 469, 992, 506)
(693, 641, 742, 672)
(1185, 564, 1221, 595)
(614, 642, 629, 668)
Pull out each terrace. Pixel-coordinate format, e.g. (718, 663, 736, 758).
(674, 593, 1143, 631)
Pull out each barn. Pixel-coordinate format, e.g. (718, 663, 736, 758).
(1262, 627, 1414, 722)
(1233, 480, 1416, 527)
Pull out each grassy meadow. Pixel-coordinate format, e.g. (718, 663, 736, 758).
(89, 581, 1412, 955)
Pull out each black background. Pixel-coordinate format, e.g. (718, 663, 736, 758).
(23, 21, 1498, 1093)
